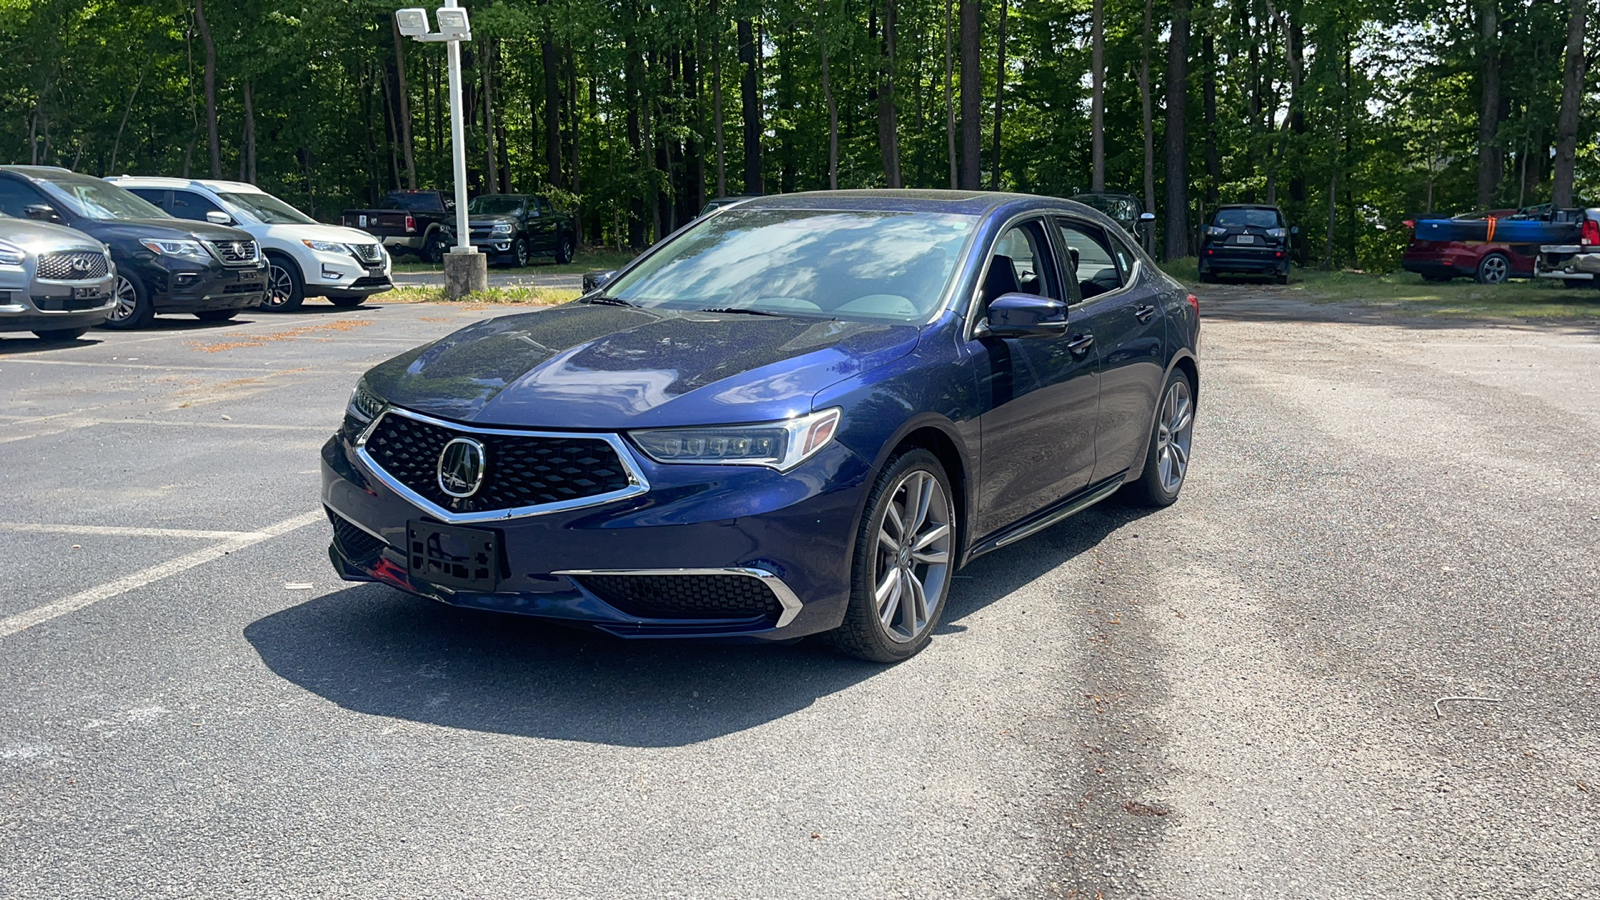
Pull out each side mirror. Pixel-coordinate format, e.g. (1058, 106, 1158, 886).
(23, 203, 58, 223)
(979, 292, 1069, 339)
(582, 270, 616, 294)
(204, 210, 234, 226)
(1290, 226, 1300, 235)
(1138, 212, 1156, 223)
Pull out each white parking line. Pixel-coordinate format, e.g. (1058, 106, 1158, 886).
(0, 523, 259, 540)
(0, 510, 325, 639)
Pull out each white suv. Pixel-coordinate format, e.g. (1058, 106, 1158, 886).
(107, 177, 393, 311)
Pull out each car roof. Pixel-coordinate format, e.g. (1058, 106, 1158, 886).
(726, 189, 1068, 217)
(108, 176, 262, 193)
(0, 165, 84, 181)
(1214, 203, 1283, 211)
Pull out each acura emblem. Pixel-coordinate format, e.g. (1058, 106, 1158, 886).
(437, 438, 487, 498)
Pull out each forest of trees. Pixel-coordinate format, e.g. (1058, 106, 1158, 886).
(1, 0, 1595, 270)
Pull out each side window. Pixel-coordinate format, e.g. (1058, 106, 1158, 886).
(1053, 219, 1125, 300)
(127, 188, 170, 212)
(532, 197, 549, 216)
(170, 190, 222, 221)
(0, 177, 47, 218)
(980, 220, 1061, 313)
(1108, 233, 1138, 281)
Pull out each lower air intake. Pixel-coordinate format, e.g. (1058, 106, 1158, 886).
(575, 573, 784, 621)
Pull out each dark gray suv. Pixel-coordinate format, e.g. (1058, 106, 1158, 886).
(0, 212, 116, 341)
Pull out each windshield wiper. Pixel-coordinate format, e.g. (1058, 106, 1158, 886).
(698, 307, 784, 317)
(585, 295, 635, 307)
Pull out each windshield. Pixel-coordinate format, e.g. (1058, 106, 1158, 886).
(217, 191, 316, 225)
(602, 209, 976, 322)
(42, 175, 168, 221)
(1214, 208, 1283, 229)
(468, 196, 525, 216)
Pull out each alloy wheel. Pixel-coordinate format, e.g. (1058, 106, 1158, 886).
(1155, 379, 1195, 494)
(873, 469, 953, 644)
(1480, 255, 1509, 284)
(264, 263, 294, 308)
(109, 276, 139, 322)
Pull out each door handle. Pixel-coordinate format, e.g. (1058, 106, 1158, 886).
(1134, 304, 1157, 322)
(1067, 333, 1095, 355)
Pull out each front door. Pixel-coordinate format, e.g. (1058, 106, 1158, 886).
(967, 217, 1101, 539)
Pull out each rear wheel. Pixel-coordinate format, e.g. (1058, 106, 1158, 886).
(261, 254, 305, 311)
(33, 327, 88, 341)
(1475, 252, 1511, 285)
(328, 294, 366, 308)
(194, 310, 238, 322)
(1122, 368, 1196, 508)
(829, 449, 956, 663)
(102, 272, 152, 329)
(1275, 269, 1290, 285)
(1199, 269, 1217, 284)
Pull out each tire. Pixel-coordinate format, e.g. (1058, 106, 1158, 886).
(328, 294, 366, 308)
(828, 449, 957, 663)
(511, 237, 530, 268)
(422, 231, 446, 264)
(1199, 269, 1216, 284)
(1122, 368, 1196, 508)
(194, 310, 238, 322)
(1275, 269, 1290, 285)
(555, 231, 575, 264)
(1476, 252, 1511, 285)
(101, 271, 153, 330)
(32, 327, 88, 341)
(261, 254, 305, 311)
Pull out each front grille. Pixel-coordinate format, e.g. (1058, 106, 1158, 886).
(35, 251, 110, 281)
(362, 411, 632, 514)
(206, 239, 259, 266)
(350, 243, 383, 264)
(328, 510, 385, 562)
(576, 574, 784, 620)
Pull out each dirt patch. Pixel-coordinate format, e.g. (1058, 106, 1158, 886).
(185, 320, 372, 353)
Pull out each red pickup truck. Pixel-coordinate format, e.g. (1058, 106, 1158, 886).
(341, 190, 456, 263)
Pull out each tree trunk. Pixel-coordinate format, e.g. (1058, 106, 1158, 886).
(713, 0, 726, 197)
(877, 0, 903, 187)
(944, 0, 956, 188)
(1163, 0, 1190, 259)
(821, 19, 838, 190)
(1551, 0, 1587, 208)
(1202, 26, 1218, 204)
(1090, 0, 1104, 191)
(242, 80, 257, 184)
(391, 18, 417, 190)
(958, 0, 980, 189)
(1475, 0, 1501, 209)
(543, 37, 563, 188)
(1140, 0, 1155, 223)
(738, 18, 762, 194)
(482, 40, 498, 196)
(1286, 0, 1305, 219)
(990, 0, 1006, 190)
(194, 0, 221, 178)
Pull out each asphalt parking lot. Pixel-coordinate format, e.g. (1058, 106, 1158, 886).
(3, 292, 1598, 898)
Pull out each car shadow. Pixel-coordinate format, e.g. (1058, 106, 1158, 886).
(243, 502, 1153, 747)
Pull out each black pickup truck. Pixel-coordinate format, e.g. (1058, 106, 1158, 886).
(341, 190, 455, 263)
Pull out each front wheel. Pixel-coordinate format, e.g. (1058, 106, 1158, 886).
(261, 255, 305, 311)
(1122, 368, 1196, 508)
(102, 272, 152, 329)
(510, 237, 530, 268)
(1476, 252, 1511, 285)
(422, 231, 447, 264)
(828, 449, 957, 663)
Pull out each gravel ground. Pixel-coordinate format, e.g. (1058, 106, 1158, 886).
(1, 291, 1596, 898)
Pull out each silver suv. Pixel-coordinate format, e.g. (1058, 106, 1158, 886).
(0, 213, 116, 341)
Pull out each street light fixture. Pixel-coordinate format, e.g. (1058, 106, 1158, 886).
(396, 2, 484, 297)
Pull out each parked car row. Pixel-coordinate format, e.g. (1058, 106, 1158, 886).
(338, 189, 577, 269)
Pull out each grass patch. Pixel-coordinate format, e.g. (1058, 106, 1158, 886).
(392, 248, 639, 276)
(1161, 257, 1600, 320)
(383, 286, 580, 306)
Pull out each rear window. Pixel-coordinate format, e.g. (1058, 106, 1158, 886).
(1213, 208, 1283, 229)
(382, 192, 446, 212)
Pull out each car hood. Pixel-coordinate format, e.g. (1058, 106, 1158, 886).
(78, 217, 255, 244)
(467, 214, 517, 228)
(256, 222, 380, 246)
(0, 218, 104, 253)
(364, 304, 922, 429)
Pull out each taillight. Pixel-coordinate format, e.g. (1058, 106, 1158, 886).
(1583, 219, 1599, 247)
(1187, 294, 1199, 316)
(404, 215, 416, 233)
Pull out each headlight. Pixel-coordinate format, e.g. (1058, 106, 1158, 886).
(345, 378, 386, 426)
(630, 408, 842, 471)
(491, 223, 513, 234)
(0, 240, 23, 266)
(1266, 227, 1287, 239)
(1204, 226, 1228, 237)
(139, 238, 209, 259)
(304, 239, 352, 254)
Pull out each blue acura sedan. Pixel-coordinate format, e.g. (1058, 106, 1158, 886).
(321, 190, 1199, 661)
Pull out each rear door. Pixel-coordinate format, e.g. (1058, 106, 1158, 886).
(1052, 217, 1165, 485)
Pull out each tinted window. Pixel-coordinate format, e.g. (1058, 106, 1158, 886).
(1053, 219, 1124, 299)
(127, 188, 171, 211)
(467, 195, 525, 216)
(0, 177, 46, 218)
(171, 191, 223, 221)
(1213, 208, 1282, 229)
(383, 192, 448, 212)
(36, 173, 166, 220)
(604, 209, 976, 322)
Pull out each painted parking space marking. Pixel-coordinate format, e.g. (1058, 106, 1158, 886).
(0, 523, 260, 540)
(0, 510, 324, 639)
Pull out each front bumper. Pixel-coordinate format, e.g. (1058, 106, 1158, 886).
(0, 269, 117, 331)
(1536, 248, 1599, 282)
(319, 424, 871, 641)
(140, 257, 269, 312)
(1200, 245, 1288, 274)
(304, 252, 393, 297)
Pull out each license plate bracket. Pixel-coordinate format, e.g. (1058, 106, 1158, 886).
(1236, 234, 1256, 244)
(407, 519, 499, 592)
(70, 286, 103, 299)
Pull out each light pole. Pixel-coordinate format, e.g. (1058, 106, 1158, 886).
(396, 2, 486, 298)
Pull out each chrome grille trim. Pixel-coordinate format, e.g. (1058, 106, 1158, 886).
(205, 239, 259, 266)
(35, 251, 111, 281)
(350, 243, 383, 264)
(555, 568, 804, 628)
